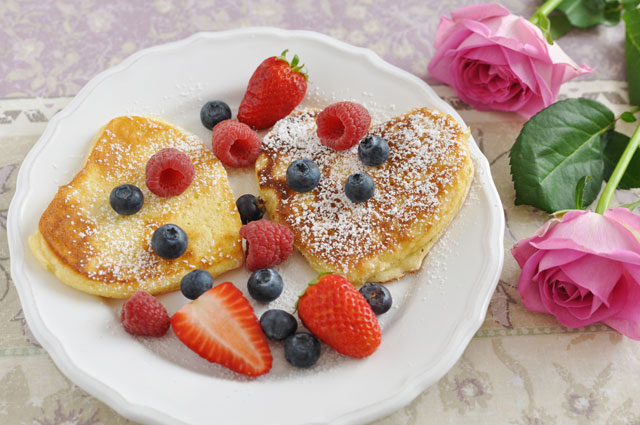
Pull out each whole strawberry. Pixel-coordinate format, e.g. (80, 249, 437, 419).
(238, 50, 308, 130)
(297, 274, 381, 358)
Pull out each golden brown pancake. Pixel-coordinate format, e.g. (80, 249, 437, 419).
(255, 107, 474, 285)
(30, 116, 244, 298)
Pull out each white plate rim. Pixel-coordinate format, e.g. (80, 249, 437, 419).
(7, 27, 505, 425)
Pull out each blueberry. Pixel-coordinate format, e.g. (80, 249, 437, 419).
(109, 184, 144, 215)
(200, 100, 232, 130)
(151, 224, 188, 259)
(247, 268, 283, 303)
(180, 269, 214, 299)
(358, 135, 390, 166)
(344, 172, 375, 203)
(260, 309, 298, 340)
(286, 159, 321, 193)
(236, 194, 266, 224)
(359, 283, 392, 315)
(284, 332, 321, 368)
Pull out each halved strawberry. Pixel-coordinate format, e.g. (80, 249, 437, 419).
(171, 282, 272, 376)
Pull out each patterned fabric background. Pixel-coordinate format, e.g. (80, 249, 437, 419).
(1, 1, 639, 424)
(0, 0, 627, 98)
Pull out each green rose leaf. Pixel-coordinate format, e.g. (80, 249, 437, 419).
(621, 199, 640, 211)
(622, 0, 640, 12)
(549, 13, 574, 39)
(621, 111, 638, 122)
(603, 130, 640, 188)
(510, 98, 615, 213)
(624, 8, 640, 105)
(558, 0, 622, 27)
(574, 175, 592, 209)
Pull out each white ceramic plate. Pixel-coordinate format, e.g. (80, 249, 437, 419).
(8, 28, 504, 425)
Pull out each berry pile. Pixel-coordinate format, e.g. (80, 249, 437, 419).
(115, 51, 401, 378)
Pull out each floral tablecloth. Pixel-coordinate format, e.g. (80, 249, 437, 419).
(2, 1, 639, 424)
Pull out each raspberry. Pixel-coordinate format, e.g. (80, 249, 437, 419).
(145, 148, 195, 197)
(121, 291, 170, 336)
(239, 220, 294, 271)
(212, 120, 262, 167)
(316, 102, 371, 151)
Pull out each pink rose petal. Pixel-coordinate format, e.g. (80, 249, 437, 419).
(450, 3, 510, 21)
(537, 249, 586, 272)
(428, 4, 591, 117)
(560, 255, 623, 303)
(513, 209, 640, 339)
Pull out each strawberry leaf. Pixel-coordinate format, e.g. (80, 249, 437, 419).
(277, 49, 308, 80)
(290, 54, 300, 69)
(510, 98, 615, 213)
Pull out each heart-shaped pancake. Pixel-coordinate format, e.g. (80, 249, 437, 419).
(30, 116, 243, 298)
(255, 107, 473, 285)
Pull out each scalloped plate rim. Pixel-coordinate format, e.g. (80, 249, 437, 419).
(7, 27, 505, 425)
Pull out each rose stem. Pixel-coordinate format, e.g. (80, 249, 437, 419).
(595, 122, 640, 214)
(529, 0, 564, 25)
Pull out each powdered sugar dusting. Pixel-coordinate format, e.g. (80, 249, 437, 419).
(43, 116, 238, 288)
(259, 108, 469, 275)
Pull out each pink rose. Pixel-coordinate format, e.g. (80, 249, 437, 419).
(512, 209, 640, 339)
(428, 3, 592, 118)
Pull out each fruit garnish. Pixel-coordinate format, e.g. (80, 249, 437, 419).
(109, 184, 144, 215)
(211, 120, 262, 167)
(200, 100, 232, 130)
(316, 101, 371, 150)
(247, 268, 283, 303)
(297, 273, 381, 358)
(121, 291, 170, 337)
(171, 282, 272, 376)
(286, 158, 321, 193)
(284, 332, 321, 368)
(145, 148, 195, 197)
(151, 223, 188, 259)
(359, 282, 392, 315)
(344, 172, 375, 203)
(358, 135, 390, 166)
(180, 269, 214, 300)
(260, 309, 298, 341)
(239, 220, 294, 271)
(237, 50, 308, 130)
(236, 194, 266, 224)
